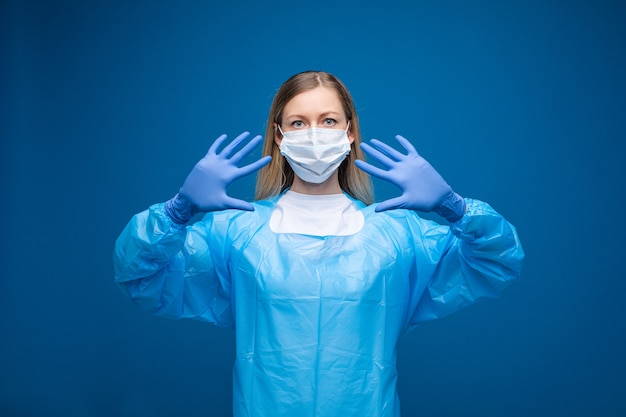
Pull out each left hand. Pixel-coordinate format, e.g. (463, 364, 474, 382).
(355, 135, 460, 214)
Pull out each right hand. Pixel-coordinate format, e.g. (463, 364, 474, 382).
(166, 132, 271, 222)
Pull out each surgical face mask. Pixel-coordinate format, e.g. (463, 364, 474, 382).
(278, 123, 351, 184)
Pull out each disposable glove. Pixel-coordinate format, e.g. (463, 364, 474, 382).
(355, 135, 466, 222)
(165, 132, 271, 224)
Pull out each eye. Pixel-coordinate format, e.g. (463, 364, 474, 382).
(290, 120, 305, 128)
(323, 118, 337, 127)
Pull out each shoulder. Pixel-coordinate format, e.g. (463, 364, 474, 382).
(360, 204, 452, 242)
(195, 197, 277, 230)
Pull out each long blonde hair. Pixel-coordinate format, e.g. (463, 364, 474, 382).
(255, 71, 374, 205)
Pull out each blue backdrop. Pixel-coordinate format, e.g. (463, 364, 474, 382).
(2, 0, 625, 416)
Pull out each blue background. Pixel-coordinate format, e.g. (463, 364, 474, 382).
(2, 0, 625, 416)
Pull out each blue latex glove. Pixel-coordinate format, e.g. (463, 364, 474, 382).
(165, 132, 271, 224)
(355, 135, 466, 222)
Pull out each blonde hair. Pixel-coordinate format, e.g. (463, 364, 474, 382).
(255, 71, 374, 205)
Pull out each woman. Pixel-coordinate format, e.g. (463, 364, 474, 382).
(114, 71, 524, 417)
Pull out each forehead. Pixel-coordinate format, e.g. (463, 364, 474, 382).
(283, 86, 344, 116)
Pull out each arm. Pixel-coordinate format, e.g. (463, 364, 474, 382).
(406, 198, 524, 325)
(113, 132, 271, 325)
(113, 203, 234, 325)
(356, 135, 523, 327)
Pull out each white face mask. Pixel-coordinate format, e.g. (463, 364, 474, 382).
(278, 123, 351, 184)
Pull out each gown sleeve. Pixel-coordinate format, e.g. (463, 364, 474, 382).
(113, 202, 234, 327)
(406, 198, 525, 327)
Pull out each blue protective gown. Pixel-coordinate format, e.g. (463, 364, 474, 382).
(114, 195, 524, 417)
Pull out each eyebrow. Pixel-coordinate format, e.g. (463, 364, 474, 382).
(284, 111, 341, 119)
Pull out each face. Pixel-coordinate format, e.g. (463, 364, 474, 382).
(275, 86, 354, 145)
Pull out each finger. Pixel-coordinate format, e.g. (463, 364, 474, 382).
(230, 134, 263, 164)
(375, 196, 406, 212)
(354, 159, 391, 180)
(207, 134, 230, 155)
(219, 131, 251, 157)
(369, 139, 407, 161)
(223, 196, 255, 211)
(236, 155, 272, 177)
(394, 135, 419, 157)
(360, 142, 396, 168)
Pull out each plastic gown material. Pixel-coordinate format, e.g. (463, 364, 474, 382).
(114, 196, 524, 417)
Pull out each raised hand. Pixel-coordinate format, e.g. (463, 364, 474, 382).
(165, 132, 271, 223)
(355, 135, 465, 221)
